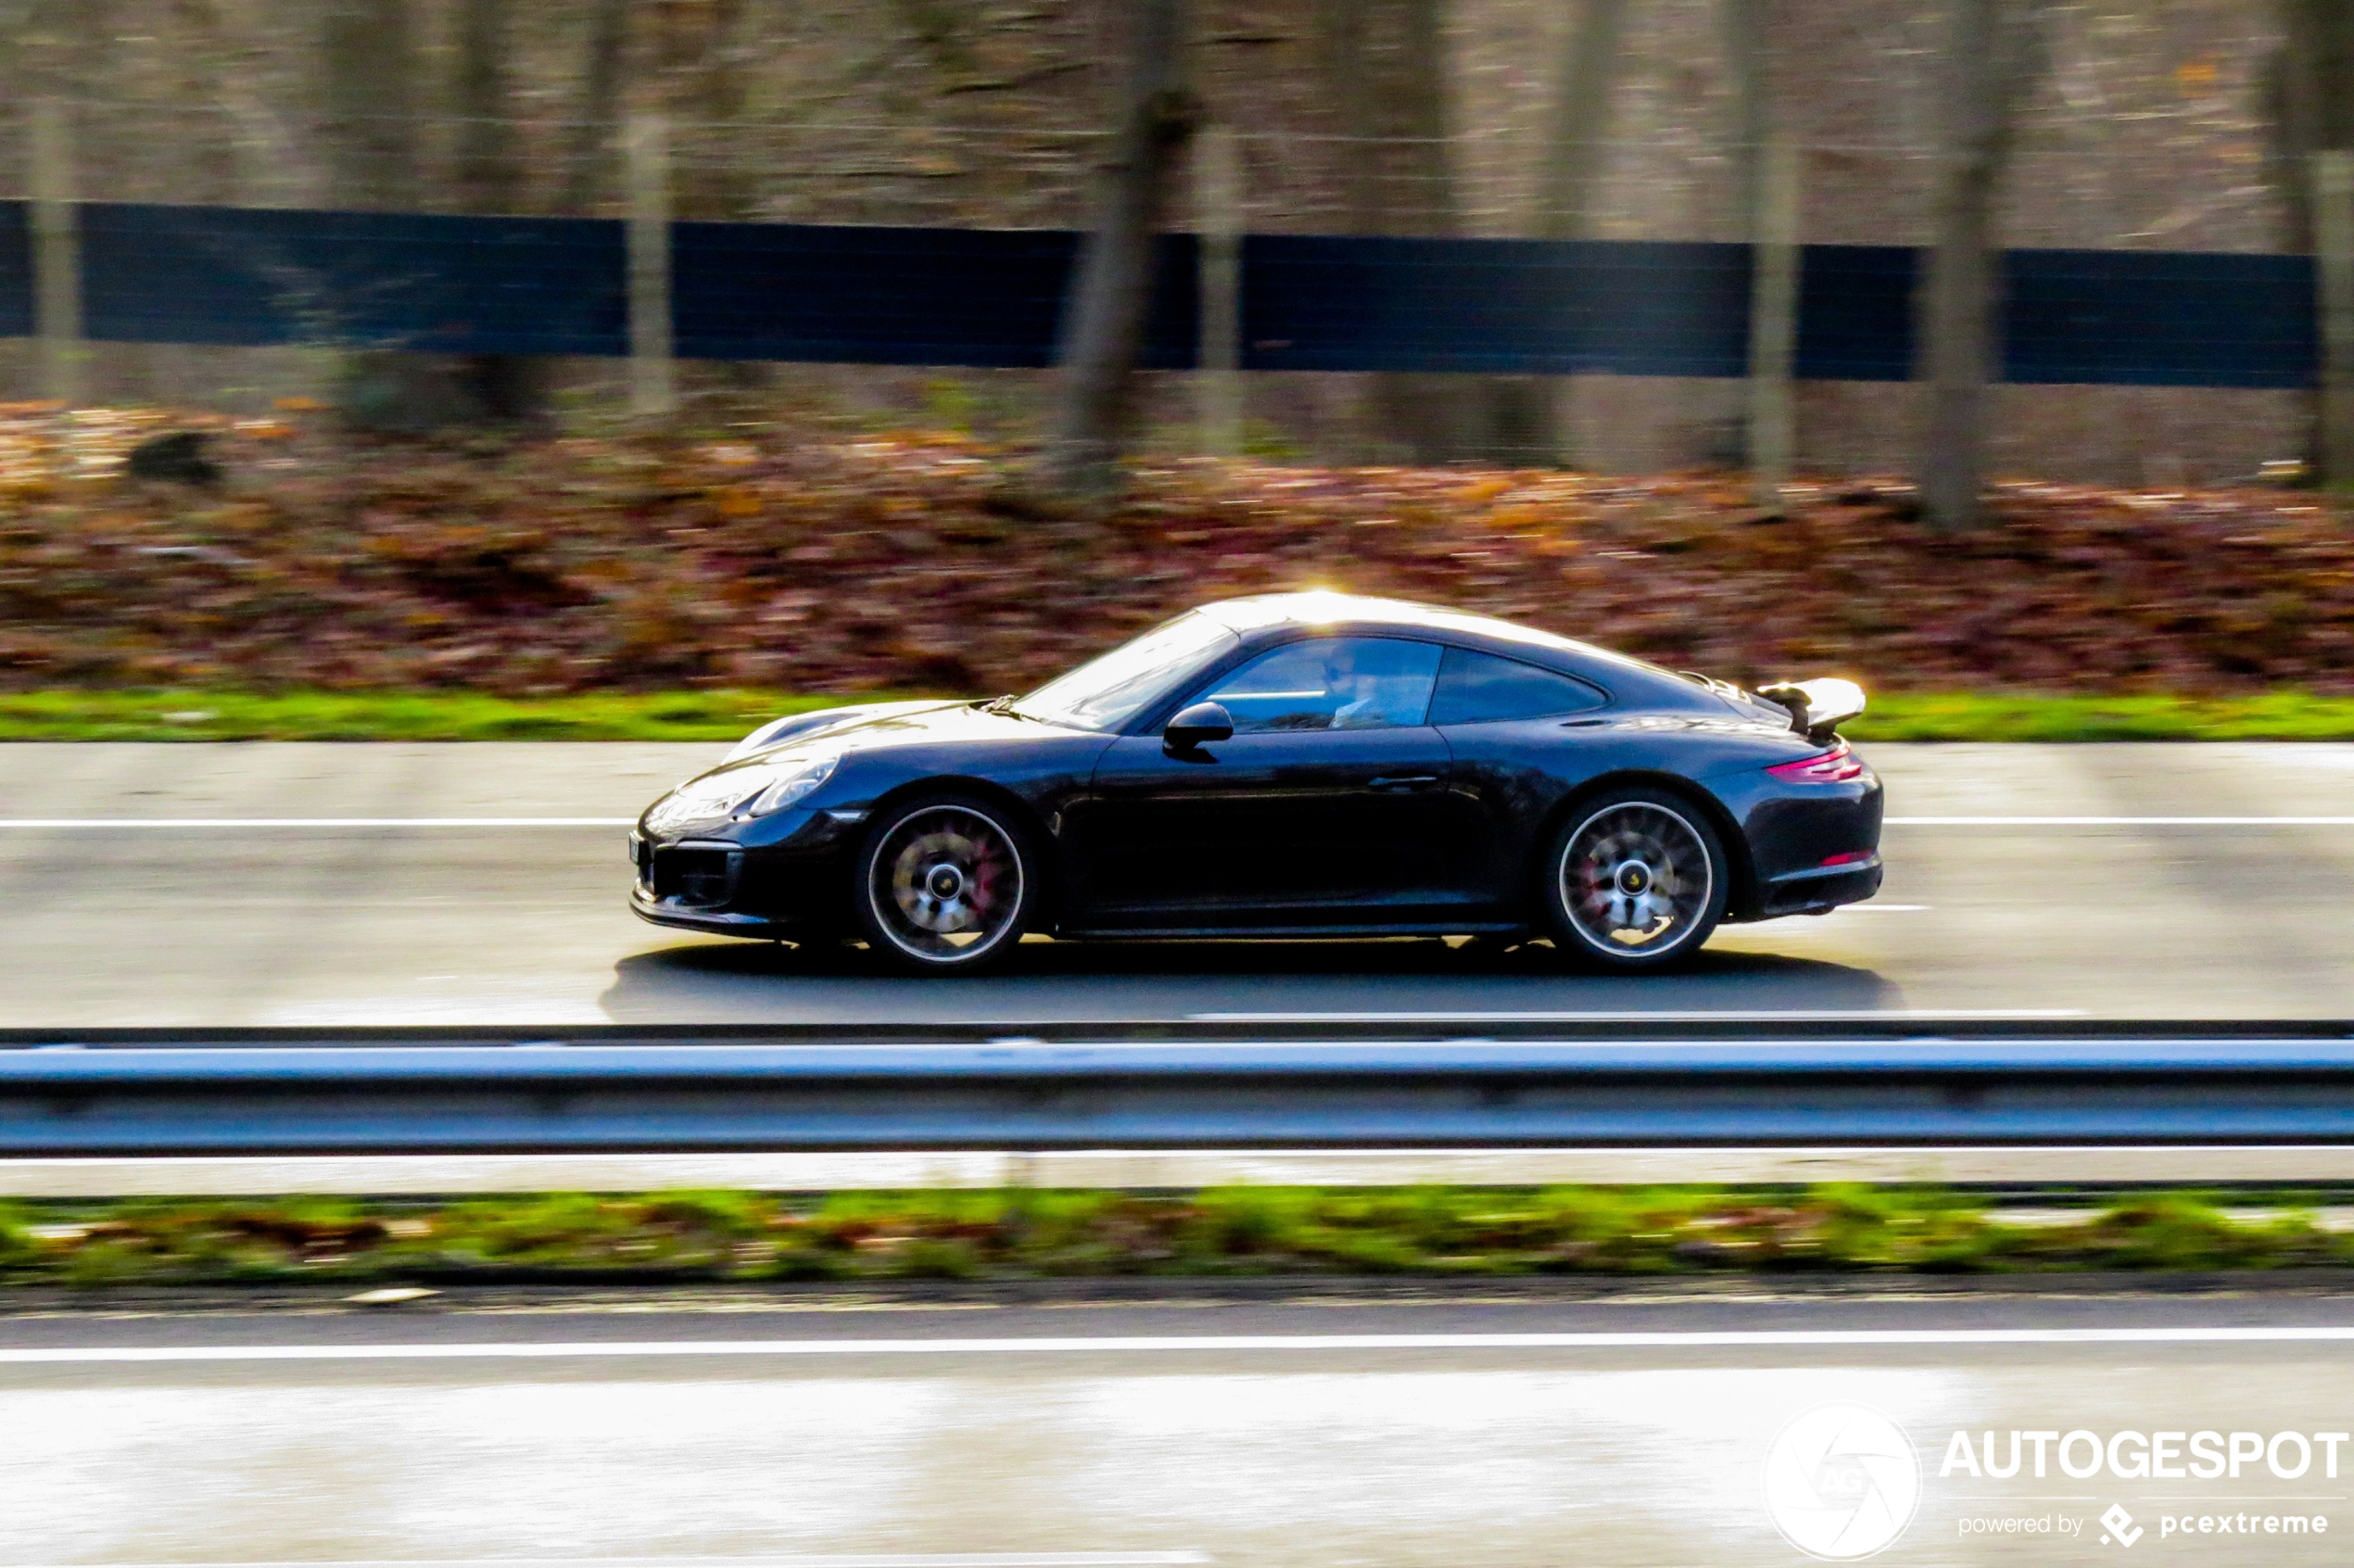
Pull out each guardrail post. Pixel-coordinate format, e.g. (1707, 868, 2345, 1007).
(29, 96, 82, 409)
(626, 110, 677, 419)
(2313, 150, 2354, 491)
(1747, 133, 1799, 512)
(1194, 123, 1243, 460)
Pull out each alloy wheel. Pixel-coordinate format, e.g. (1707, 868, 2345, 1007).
(867, 803, 1027, 965)
(1559, 800, 1715, 958)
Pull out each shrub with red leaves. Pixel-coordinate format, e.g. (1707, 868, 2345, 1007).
(3, 412, 2349, 696)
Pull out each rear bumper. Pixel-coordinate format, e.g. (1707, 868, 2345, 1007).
(1756, 855, 1883, 917)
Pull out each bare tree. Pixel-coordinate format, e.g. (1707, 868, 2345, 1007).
(323, 0, 419, 210)
(1538, 0, 1632, 242)
(1311, 0, 1480, 463)
(1043, 0, 1197, 505)
(452, 0, 538, 422)
(323, 0, 452, 430)
(1491, 0, 1632, 466)
(1916, 0, 2047, 530)
(1721, 0, 1767, 244)
(2264, 0, 2354, 480)
(560, 0, 636, 218)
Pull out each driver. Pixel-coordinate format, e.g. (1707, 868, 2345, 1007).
(1325, 646, 1388, 728)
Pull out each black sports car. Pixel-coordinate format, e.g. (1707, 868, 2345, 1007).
(631, 592, 1883, 973)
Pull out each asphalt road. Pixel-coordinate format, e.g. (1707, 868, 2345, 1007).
(8, 1287, 2354, 1566)
(4, 740, 2353, 1026)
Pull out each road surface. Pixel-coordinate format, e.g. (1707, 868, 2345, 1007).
(6, 1286, 2354, 1565)
(3, 740, 2350, 1025)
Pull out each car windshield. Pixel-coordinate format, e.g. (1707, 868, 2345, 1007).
(1014, 612, 1239, 732)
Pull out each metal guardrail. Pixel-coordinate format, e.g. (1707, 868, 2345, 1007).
(0, 1022, 2351, 1155)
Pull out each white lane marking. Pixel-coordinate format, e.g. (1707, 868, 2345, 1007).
(33, 1560, 1210, 1568)
(4, 1328, 2354, 1364)
(1, 816, 2348, 830)
(1189, 1008, 2088, 1023)
(0, 818, 635, 828)
(1888, 816, 2354, 826)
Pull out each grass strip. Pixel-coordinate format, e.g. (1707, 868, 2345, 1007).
(4, 689, 2354, 743)
(1846, 691, 2354, 742)
(0, 689, 882, 743)
(7, 1186, 2354, 1288)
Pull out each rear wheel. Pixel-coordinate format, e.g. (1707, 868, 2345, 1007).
(854, 795, 1034, 974)
(1542, 788, 1728, 970)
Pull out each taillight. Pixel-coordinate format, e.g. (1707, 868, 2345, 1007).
(1767, 739, 1865, 784)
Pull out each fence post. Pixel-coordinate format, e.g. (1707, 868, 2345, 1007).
(1747, 133, 1800, 511)
(2314, 150, 2354, 490)
(1195, 123, 1243, 460)
(29, 97, 81, 409)
(626, 110, 676, 419)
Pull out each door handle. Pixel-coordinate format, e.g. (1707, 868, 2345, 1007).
(1368, 775, 1440, 791)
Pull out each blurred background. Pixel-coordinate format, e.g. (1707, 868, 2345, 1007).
(0, 0, 2339, 482)
(4, 0, 2353, 709)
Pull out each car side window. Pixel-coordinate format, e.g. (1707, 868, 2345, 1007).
(1426, 646, 1607, 726)
(1196, 637, 1444, 734)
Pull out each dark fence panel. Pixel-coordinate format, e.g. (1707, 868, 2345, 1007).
(0, 203, 29, 340)
(1240, 235, 1753, 376)
(0, 200, 2322, 388)
(78, 204, 626, 356)
(2004, 248, 2315, 389)
(673, 222, 1197, 367)
(1795, 245, 1917, 382)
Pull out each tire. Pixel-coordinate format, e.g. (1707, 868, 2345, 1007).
(854, 793, 1036, 975)
(1541, 787, 1729, 971)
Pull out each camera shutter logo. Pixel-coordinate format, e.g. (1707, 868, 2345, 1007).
(1762, 1403, 1923, 1560)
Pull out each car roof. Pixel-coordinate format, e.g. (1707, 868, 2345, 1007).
(1193, 591, 1626, 665)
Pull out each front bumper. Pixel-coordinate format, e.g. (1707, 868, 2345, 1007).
(628, 811, 862, 940)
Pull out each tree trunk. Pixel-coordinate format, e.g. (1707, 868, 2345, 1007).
(324, 0, 457, 431)
(2264, 0, 2354, 480)
(1312, 0, 1483, 463)
(323, 0, 419, 210)
(1916, 0, 2044, 531)
(452, 0, 539, 424)
(1487, 0, 1632, 465)
(1721, 0, 1768, 245)
(1538, 0, 1631, 239)
(560, 0, 635, 218)
(1043, 0, 1197, 505)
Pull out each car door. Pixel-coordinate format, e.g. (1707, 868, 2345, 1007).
(1425, 644, 1614, 915)
(1068, 636, 1474, 930)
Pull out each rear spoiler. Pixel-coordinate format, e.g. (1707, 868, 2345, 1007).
(1754, 677, 1867, 744)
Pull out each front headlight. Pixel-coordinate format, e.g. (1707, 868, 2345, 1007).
(736, 753, 839, 817)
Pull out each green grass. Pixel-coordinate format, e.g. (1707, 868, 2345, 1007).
(1848, 691, 2354, 742)
(4, 689, 2354, 742)
(4, 1186, 2354, 1287)
(0, 689, 894, 742)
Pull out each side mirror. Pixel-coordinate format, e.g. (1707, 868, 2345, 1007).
(1164, 701, 1234, 752)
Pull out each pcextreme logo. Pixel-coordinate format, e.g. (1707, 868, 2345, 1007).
(1763, 1403, 1923, 1561)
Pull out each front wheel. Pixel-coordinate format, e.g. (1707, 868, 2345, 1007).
(1542, 789, 1728, 970)
(854, 795, 1035, 974)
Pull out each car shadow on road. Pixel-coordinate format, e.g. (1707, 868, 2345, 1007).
(598, 935, 1908, 1022)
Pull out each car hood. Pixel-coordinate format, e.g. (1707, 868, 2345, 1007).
(770, 700, 1094, 753)
(646, 702, 1097, 836)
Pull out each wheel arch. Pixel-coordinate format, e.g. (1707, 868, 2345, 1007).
(1534, 770, 1759, 921)
(856, 775, 1064, 924)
